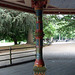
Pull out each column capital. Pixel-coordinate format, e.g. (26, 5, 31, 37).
(31, 0, 47, 9)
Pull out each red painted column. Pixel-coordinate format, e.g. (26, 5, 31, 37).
(31, 0, 47, 75)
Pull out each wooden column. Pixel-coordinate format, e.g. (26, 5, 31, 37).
(31, 0, 47, 75)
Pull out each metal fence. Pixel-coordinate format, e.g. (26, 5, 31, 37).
(0, 46, 36, 68)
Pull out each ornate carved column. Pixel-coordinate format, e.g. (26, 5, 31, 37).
(31, 0, 47, 75)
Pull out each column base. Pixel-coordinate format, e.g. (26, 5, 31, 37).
(33, 66, 46, 75)
(34, 59, 44, 67)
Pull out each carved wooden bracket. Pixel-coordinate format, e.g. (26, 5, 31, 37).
(31, 0, 47, 8)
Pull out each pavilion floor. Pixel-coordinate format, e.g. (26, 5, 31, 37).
(0, 42, 75, 75)
(0, 59, 75, 75)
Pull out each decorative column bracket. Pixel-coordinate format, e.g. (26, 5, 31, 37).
(32, 0, 47, 8)
(31, 0, 47, 75)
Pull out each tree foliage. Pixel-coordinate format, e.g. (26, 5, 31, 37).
(57, 15, 75, 39)
(0, 8, 36, 44)
(43, 14, 75, 40)
(43, 15, 56, 39)
(0, 8, 75, 45)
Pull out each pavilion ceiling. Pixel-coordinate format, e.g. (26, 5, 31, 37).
(0, 0, 75, 14)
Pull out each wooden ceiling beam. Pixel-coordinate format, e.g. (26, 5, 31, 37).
(0, 0, 75, 14)
(43, 9, 75, 14)
(0, 0, 35, 13)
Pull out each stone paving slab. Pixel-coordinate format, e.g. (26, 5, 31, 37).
(0, 59, 75, 75)
(45, 60, 75, 75)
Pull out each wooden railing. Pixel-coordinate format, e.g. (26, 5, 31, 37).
(0, 46, 36, 68)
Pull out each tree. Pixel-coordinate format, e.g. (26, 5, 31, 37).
(0, 8, 36, 45)
(57, 15, 75, 39)
(43, 14, 75, 40)
(43, 15, 56, 40)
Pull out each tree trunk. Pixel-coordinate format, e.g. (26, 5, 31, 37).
(27, 29, 33, 44)
(13, 39, 17, 45)
(59, 34, 61, 41)
(62, 37, 63, 41)
(51, 37, 53, 42)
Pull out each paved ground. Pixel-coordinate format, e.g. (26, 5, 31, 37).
(1, 60, 75, 75)
(0, 43, 75, 75)
(43, 43, 75, 60)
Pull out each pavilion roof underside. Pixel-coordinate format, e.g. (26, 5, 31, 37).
(0, 0, 75, 14)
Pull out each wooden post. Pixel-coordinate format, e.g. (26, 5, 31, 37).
(31, 0, 47, 75)
(10, 47, 12, 65)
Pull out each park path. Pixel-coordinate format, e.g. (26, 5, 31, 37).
(0, 43, 75, 75)
(43, 43, 75, 60)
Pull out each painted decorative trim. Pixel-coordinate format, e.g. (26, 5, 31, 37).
(31, 0, 47, 8)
